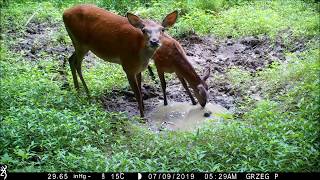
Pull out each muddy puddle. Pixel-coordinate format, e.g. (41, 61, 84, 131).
(148, 102, 228, 131)
(5, 20, 308, 132)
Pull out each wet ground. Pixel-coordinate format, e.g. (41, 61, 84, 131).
(101, 33, 306, 120)
(6, 20, 308, 129)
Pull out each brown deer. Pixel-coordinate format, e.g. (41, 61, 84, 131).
(63, 4, 177, 117)
(151, 34, 210, 107)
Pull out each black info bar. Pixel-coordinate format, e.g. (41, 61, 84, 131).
(3, 172, 319, 180)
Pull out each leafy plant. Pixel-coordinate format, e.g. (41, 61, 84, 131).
(1, 0, 319, 172)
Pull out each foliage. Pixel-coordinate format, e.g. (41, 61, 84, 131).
(175, 0, 319, 37)
(0, 0, 319, 172)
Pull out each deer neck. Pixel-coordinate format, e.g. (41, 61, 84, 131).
(185, 71, 202, 91)
(139, 46, 158, 70)
(176, 60, 203, 91)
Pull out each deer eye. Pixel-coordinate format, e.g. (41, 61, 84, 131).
(161, 28, 165, 32)
(142, 29, 146, 33)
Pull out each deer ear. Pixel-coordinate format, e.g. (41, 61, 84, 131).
(202, 66, 210, 81)
(162, 10, 178, 28)
(127, 13, 144, 29)
(197, 84, 207, 97)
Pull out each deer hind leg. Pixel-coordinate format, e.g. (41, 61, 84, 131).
(126, 72, 144, 117)
(177, 74, 197, 105)
(68, 42, 88, 93)
(158, 70, 168, 106)
(68, 53, 80, 91)
(74, 48, 89, 97)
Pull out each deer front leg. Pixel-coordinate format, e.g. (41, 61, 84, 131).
(137, 72, 144, 111)
(126, 72, 144, 118)
(158, 70, 168, 106)
(177, 74, 197, 105)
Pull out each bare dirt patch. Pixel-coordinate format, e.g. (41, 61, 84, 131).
(9, 21, 69, 60)
(7, 20, 97, 68)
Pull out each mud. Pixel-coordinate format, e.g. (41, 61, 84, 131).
(101, 84, 162, 116)
(178, 34, 282, 110)
(9, 21, 68, 61)
(8, 20, 97, 68)
(6, 20, 308, 125)
(102, 33, 306, 119)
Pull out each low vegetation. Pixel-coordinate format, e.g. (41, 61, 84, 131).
(1, 0, 319, 172)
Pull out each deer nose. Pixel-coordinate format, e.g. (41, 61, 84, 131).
(200, 101, 207, 108)
(201, 103, 206, 108)
(150, 39, 160, 47)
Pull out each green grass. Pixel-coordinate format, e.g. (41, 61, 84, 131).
(1, 0, 319, 172)
(174, 0, 319, 37)
(125, 0, 319, 38)
(2, 0, 318, 38)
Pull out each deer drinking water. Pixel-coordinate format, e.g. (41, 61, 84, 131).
(151, 34, 210, 107)
(63, 4, 177, 117)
